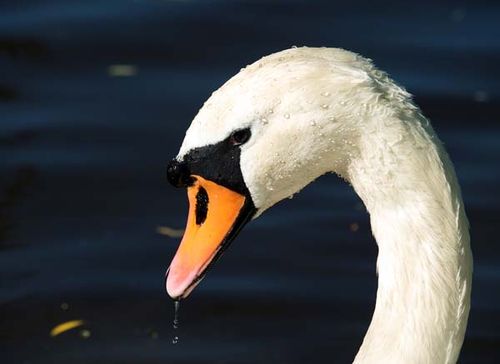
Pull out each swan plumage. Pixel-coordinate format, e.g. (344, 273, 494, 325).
(166, 47, 472, 364)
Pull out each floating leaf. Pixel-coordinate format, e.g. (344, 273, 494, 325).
(157, 226, 184, 238)
(50, 320, 84, 337)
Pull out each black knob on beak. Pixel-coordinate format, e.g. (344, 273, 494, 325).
(167, 159, 193, 187)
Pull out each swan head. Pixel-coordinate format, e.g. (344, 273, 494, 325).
(165, 47, 385, 299)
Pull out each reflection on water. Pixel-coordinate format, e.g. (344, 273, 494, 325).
(0, 166, 37, 248)
(1, 1, 500, 363)
(0, 37, 47, 60)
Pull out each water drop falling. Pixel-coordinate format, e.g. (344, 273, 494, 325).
(284, 113, 290, 119)
(260, 117, 268, 124)
(173, 300, 180, 328)
(321, 104, 329, 109)
(321, 91, 330, 97)
(172, 300, 180, 344)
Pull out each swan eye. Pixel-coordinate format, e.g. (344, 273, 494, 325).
(229, 128, 251, 146)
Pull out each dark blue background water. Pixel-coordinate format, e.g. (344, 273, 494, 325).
(1, 1, 499, 363)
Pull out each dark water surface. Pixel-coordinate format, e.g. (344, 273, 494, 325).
(1, 1, 499, 363)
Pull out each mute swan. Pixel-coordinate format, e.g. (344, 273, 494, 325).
(165, 47, 472, 364)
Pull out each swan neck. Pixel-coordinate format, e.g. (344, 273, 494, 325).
(347, 119, 472, 364)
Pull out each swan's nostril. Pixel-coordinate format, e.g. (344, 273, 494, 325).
(195, 186, 209, 225)
(167, 159, 192, 188)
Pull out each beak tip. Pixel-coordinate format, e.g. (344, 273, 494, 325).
(166, 289, 182, 300)
(165, 265, 197, 300)
(165, 272, 183, 299)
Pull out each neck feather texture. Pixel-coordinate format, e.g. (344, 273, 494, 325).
(346, 113, 472, 364)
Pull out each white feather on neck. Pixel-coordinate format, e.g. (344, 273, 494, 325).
(347, 107, 472, 363)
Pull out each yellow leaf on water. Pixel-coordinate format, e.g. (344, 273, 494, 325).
(156, 226, 184, 238)
(50, 320, 85, 337)
(107, 64, 137, 77)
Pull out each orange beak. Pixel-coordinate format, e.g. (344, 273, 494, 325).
(166, 175, 254, 299)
